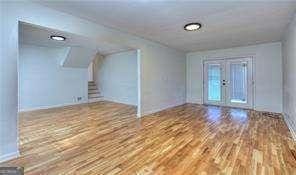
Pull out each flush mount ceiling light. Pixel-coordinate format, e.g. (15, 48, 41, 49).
(184, 23, 202, 31)
(50, 35, 66, 41)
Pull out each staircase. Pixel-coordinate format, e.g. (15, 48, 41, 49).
(88, 81, 103, 103)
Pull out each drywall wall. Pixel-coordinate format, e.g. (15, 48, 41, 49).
(7, 1, 185, 115)
(0, 2, 19, 162)
(61, 46, 97, 68)
(88, 61, 94, 81)
(94, 50, 137, 106)
(1, 1, 186, 161)
(187, 42, 283, 113)
(141, 45, 186, 115)
(19, 44, 88, 111)
(282, 14, 296, 139)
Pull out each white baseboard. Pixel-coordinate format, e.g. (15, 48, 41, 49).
(19, 101, 88, 112)
(136, 112, 141, 118)
(0, 151, 19, 163)
(283, 113, 296, 141)
(141, 102, 186, 117)
(186, 99, 203, 104)
(102, 97, 137, 106)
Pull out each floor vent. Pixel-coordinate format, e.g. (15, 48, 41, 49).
(261, 112, 281, 119)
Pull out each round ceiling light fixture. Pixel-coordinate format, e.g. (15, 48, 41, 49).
(50, 35, 66, 41)
(184, 23, 202, 31)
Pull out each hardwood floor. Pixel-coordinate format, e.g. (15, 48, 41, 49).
(1, 101, 295, 175)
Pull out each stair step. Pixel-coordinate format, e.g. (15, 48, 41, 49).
(88, 93, 103, 98)
(88, 87, 97, 90)
(88, 82, 98, 92)
(88, 89, 99, 94)
(88, 84, 97, 87)
(88, 97, 103, 103)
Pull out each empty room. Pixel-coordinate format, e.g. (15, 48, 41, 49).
(1, 1, 296, 175)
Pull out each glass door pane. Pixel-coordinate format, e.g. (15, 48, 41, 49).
(208, 64, 221, 101)
(226, 57, 253, 109)
(230, 62, 247, 103)
(204, 60, 225, 106)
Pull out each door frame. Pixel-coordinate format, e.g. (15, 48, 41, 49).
(202, 56, 255, 110)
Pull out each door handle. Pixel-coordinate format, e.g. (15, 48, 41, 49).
(222, 80, 226, 86)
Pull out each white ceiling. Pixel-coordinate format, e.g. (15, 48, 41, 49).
(38, 1, 296, 52)
(19, 23, 131, 55)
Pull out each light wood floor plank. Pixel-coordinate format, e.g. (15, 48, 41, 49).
(1, 101, 295, 174)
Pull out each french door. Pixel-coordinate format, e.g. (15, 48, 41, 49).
(203, 57, 253, 109)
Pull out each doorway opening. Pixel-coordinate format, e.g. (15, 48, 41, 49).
(18, 22, 142, 117)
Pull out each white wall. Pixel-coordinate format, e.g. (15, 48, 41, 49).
(61, 46, 97, 68)
(187, 42, 283, 113)
(88, 61, 94, 81)
(4, 1, 186, 116)
(141, 46, 186, 115)
(282, 14, 296, 139)
(1, 2, 186, 161)
(94, 50, 137, 106)
(0, 1, 19, 161)
(19, 44, 88, 111)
